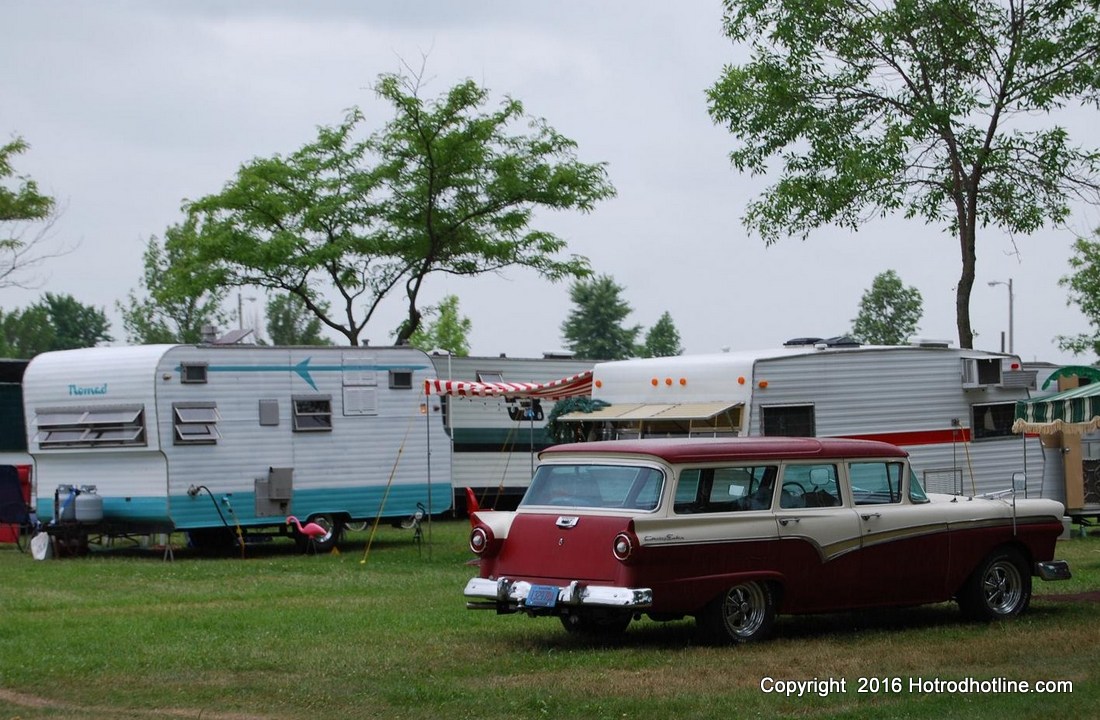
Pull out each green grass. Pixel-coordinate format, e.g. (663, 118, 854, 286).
(1, 521, 1098, 720)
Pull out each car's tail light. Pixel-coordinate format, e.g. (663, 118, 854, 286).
(612, 532, 634, 561)
(470, 526, 489, 554)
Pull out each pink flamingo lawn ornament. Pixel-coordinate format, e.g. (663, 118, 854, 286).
(287, 515, 328, 554)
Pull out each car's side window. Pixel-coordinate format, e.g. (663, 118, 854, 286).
(849, 462, 904, 505)
(674, 466, 777, 513)
(780, 464, 840, 508)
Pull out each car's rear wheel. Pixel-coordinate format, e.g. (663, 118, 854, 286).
(957, 547, 1032, 621)
(559, 609, 632, 636)
(697, 580, 776, 644)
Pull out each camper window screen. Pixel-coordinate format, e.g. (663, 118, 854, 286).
(292, 396, 333, 432)
(173, 403, 220, 445)
(35, 405, 146, 448)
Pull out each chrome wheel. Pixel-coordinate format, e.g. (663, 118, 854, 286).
(958, 548, 1032, 621)
(697, 580, 776, 644)
(981, 559, 1024, 614)
(722, 582, 768, 639)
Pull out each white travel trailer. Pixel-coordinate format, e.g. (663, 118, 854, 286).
(426, 353, 593, 509)
(23, 344, 451, 550)
(560, 339, 1042, 498)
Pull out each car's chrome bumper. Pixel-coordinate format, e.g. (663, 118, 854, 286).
(1036, 560, 1072, 581)
(464, 577, 653, 612)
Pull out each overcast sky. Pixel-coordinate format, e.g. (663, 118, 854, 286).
(2, 1, 1096, 364)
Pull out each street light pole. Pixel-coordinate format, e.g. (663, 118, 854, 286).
(988, 278, 1014, 354)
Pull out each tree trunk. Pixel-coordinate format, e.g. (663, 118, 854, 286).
(956, 222, 977, 349)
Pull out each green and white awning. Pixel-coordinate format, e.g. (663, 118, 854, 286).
(1013, 383, 1100, 435)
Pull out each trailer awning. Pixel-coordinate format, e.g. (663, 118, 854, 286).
(558, 401, 742, 422)
(423, 370, 593, 400)
(1013, 383, 1100, 435)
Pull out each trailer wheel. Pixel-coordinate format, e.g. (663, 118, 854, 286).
(293, 514, 343, 552)
(957, 548, 1032, 621)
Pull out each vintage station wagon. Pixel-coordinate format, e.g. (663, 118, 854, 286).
(464, 437, 1070, 642)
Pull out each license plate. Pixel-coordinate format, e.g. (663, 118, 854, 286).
(526, 584, 559, 608)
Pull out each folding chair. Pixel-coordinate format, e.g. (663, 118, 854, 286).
(0, 465, 37, 552)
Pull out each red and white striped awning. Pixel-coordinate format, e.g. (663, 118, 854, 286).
(424, 370, 593, 400)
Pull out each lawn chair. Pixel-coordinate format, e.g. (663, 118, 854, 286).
(0, 464, 37, 552)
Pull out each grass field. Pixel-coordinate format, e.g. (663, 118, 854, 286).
(1, 520, 1098, 720)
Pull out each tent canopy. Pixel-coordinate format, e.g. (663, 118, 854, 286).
(423, 370, 593, 400)
(1013, 382, 1100, 435)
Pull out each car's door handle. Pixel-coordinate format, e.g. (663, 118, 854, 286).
(860, 512, 881, 521)
(777, 517, 800, 526)
(556, 516, 579, 529)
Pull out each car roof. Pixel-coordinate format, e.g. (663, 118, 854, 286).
(539, 437, 908, 463)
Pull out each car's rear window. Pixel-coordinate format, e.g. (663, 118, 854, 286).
(521, 463, 664, 511)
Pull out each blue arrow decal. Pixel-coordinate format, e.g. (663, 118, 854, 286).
(176, 359, 428, 391)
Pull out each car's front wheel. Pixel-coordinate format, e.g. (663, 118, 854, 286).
(696, 580, 776, 644)
(957, 547, 1032, 621)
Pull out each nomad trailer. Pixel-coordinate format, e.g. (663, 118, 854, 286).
(425, 354, 593, 509)
(23, 344, 451, 551)
(560, 340, 1042, 498)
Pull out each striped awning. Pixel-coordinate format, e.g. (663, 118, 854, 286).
(1013, 383, 1100, 435)
(423, 370, 594, 400)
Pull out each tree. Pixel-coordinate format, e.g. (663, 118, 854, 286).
(119, 221, 229, 344)
(0, 305, 53, 358)
(0, 293, 112, 358)
(266, 293, 332, 346)
(182, 70, 614, 347)
(851, 270, 923, 345)
(0, 136, 72, 290)
(0, 137, 52, 222)
(406, 294, 471, 356)
(561, 274, 640, 360)
(643, 311, 683, 357)
(708, 0, 1100, 350)
(1058, 228, 1100, 358)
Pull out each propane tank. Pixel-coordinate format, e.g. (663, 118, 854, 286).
(55, 484, 78, 522)
(75, 485, 104, 523)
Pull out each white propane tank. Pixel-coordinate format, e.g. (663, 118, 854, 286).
(75, 485, 104, 523)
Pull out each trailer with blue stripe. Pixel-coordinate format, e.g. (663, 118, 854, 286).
(22, 343, 451, 552)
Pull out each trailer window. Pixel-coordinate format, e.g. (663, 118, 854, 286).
(173, 402, 220, 445)
(35, 405, 146, 448)
(180, 363, 208, 384)
(389, 369, 414, 389)
(761, 404, 815, 437)
(972, 402, 1015, 440)
(292, 396, 333, 432)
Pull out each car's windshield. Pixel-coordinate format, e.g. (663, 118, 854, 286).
(521, 463, 664, 511)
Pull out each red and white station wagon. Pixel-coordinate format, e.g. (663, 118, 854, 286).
(464, 437, 1071, 642)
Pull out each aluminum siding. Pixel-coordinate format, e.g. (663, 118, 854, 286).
(749, 347, 1041, 496)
